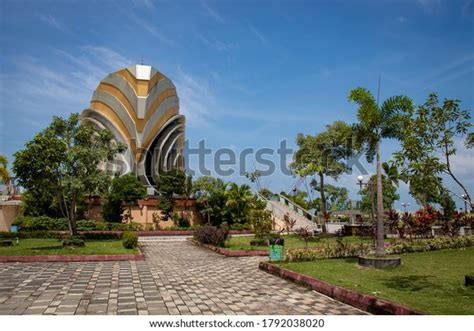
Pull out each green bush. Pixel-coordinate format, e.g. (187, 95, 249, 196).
(111, 222, 143, 231)
(14, 216, 144, 232)
(76, 220, 108, 231)
(122, 231, 138, 249)
(250, 238, 268, 246)
(284, 241, 372, 262)
(82, 232, 122, 240)
(177, 217, 190, 228)
(250, 208, 272, 238)
(284, 248, 324, 262)
(387, 236, 473, 254)
(62, 235, 85, 247)
(230, 223, 251, 231)
(15, 216, 68, 231)
(193, 224, 229, 247)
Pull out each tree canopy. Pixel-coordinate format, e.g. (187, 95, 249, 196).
(348, 87, 413, 257)
(13, 113, 124, 234)
(394, 93, 472, 207)
(156, 170, 186, 220)
(0, 155, 10, 187)
(102, 174, 146, 222)
(291, 120, 354, 232)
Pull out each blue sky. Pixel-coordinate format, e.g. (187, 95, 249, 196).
(0, 0, 473, 211)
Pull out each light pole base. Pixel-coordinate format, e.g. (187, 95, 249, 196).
(358, 255, 401, 268)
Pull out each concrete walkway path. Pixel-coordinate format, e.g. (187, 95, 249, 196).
(0, 241, 364, 315)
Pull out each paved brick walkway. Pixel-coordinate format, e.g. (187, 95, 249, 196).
(0, 241, 364, 315)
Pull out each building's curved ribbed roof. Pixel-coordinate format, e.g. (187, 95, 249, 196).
(80, 64, 185, 186)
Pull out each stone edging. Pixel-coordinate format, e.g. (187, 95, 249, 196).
(188, 239, 268, 257)
(0, 247, 145, 263)
(259, 261, 424, 315)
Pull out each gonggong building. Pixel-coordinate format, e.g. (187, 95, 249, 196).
(80, 64, 185, 187)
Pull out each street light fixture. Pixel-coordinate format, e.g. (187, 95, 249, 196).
(401, 202, 410, 213)
(462, 194, 468, 213)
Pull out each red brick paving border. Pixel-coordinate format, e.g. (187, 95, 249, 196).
(259, 261, 425, 315)
(0, 247, 145, 263)
(188, 239, 268, 257)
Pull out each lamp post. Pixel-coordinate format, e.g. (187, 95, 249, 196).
(357, 175, 377, 250)
(357, 175, 375, 223)
(401, 202, 410, 213)
(462, 194, 468, 213)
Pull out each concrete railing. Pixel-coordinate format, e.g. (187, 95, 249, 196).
(257, 193, 321, 233)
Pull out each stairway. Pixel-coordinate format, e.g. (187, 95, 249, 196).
(257, 193, 321, 233)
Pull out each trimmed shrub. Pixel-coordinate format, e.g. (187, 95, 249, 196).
(15, 216, 68, 231)
(177, 216, 191, 229)
(250, 238, 268, 246)
(76, 220, 108, 231)
(193, 225, 229, 247)
(62, 235, 85, 247)
(118, 222, 143, 231)
(14, 216, 144, 232)
(82, 232, 122, 240)
(122, 231, 138, 249)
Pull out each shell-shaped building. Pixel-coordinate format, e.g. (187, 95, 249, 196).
(80, 64, 185, 186)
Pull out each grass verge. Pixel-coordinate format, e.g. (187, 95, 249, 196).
(0, 238, 137, 256)
(279, 247, 474, 314)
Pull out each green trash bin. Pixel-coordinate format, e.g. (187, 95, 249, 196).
(269, 245, 284, 261)
(269, 238, 285, 261)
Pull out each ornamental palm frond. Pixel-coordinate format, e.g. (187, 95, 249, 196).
(348, 87, 414, 257)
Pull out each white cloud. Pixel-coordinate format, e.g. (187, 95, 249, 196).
(197, 34, 236, 52)
(417, 0, 442, 12)
(81, 46, 131, 70)
(173, 66, 215, 128)
(396, 16, 407, 23)
(201, 1, 224, 22)
(248, 23, 269, 47)
(450, 139, 474, 177)
(0, 47, 133, 118)
(38, 14, 70, 33)
(132, 0, 155, 9)
(125, 11, 174, 46)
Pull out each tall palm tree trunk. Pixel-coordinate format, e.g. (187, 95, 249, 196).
(319, 172, 327, 233)
(375, 141, 385, 257)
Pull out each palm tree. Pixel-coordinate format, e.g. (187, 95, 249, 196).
(225, 183, 252, 225)
(0, 155, 10, 192)
(382, 161, 400, 209)
(382, 161, 399, 188)
(349, 88, 412, 257)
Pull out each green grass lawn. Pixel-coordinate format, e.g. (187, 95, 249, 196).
(0, 238, 138, 256)
(280, 247, 474, 314)
(226, 234, 372, 250)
